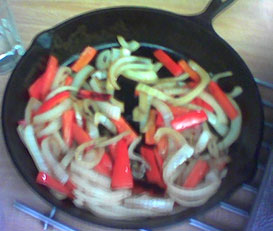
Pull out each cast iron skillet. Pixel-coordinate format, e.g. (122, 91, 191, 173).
(2, 0, 264, 229)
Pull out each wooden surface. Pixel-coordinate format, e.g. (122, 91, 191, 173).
(0, 0, 272, 231)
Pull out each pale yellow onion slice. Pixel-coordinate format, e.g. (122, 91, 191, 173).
(227, 86, 243, 98)
(51, 66, 72, 90)
(211, 71, 233, 82)
(206, 111, 228, 137)
(36, 118, 61, 138)
(45, 86, 77, 100)
(72, 65, 94, 90)
(96, 131, 130, 148)
(94, 112, 117, 134)
(96, 49, 111, 70)
(96, 101, 121, 120)
(24, 97, 42, 124)
(217, 97, 242, 150)
(41, 137, 69, 184)
(194, 123, 211, 155)
(151, 98, 173, 127)
(60, 149, 75, 169)
(117, 35, 140, 52)
(33, 99, 72, 124)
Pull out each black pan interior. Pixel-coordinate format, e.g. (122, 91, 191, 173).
(2, 7, 263, 229)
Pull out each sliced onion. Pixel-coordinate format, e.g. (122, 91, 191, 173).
(211, 71, 233, 82)
(41, 137, 69, 184)
(194, 123, 211, 155)
(36, 118, 61, 138)
(45, 86, 77, 100)
(96, 49, 111, 70)
(96, 101, 121, 120)
(138, 93, 152, 132)
(70, 161, 111, 188)
(94, 112, 117, 134)
(96, 131, 130, 148)
(122, 69, 158, 84)
(60, 149, 75, 169)
(33, 99, 72, 124)
(51, 66, 72, 90)
(227, 86, 243, 98)
(200, 91, 228, 124)
(206, 111, 228, 137)
(124, 195, 174, 213)
(73, 101, 84, 127)
(110, 97, 125, 113)
(207, 136, 220, 158)
(117, 35, 140, 52)
(52, 131, 68, 154)
(151, 98, 173, 127)
(217, 97, 242, 150)
(22, 125, 49, 172)
(163, 143, 194, 181)
(91, 70, 107, 80)
(24, 98, 42, 124)
(72, 65, 94, 90)
(89, 77, 104, 93)
(136, 83, 171, 102)
(86, 121, 100, 139)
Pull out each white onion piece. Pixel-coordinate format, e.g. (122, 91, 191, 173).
(48, 135, 62, 158)
(211, 71, 233, 82)
(22, 125, 49, 172)
(86, 121, 100, 139)
(109, 97, 125, 113)
(36, 118, 61, 138)
(24, 98, 42, 124)
(52, 132, 68, 154)
(73, 102, 84, 127)
(206, 111, 228, 137)
(194, 124, 211, 155)
(128, 137, 150, 169)
(70, 161, 111, 189)
(41, 138, 69, 184)
(208, 137, 220, 158)
(51, 66, 72, 90)
(94, 112, 117, 134)
(72, 65, 94, 90)
(96, 49, 111, 70)
(227, 86, 243, 98)
(91, 70, 107, 80)
(168, 193, 210, 207)
(33, 99, 72, 124)
(117, 35, 140, 52)
(163, 143, 194, 181)
(96, 101, 121, 120)
(45, 86, 77, 100)
(200, 91, 228, 125)
(110, 48, 121, 62)
(96, 131, 129, 148)
(122, 69, 158, 84)
(124, 195, 174, 213)
(89, 77, 104, 93)
(71, 174, 131, 201)
(151, 98, 173, 127)
(217, 97, 242, 150)
(60, 149, 75, 169)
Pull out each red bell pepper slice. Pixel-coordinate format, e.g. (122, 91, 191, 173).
(156, 111, 165, 127)
(71, 122, 92, 145)
(93, 153, 113, 177)
(28, 74, 44, 100)
(108, 143, 117, 160)
(112, 116, 138, 145)
(182, 160, 209, 188)
(141, 146, 166, 188)
(145, 109, 157, 145)
(36, 91, 70, 115)
(36, 172, 74, 198)
(78, 89, 111, 101)
(111, 139, 133, 189)
(208, 81, 238, 120)
(178, 59, 200, 82)
(191, 97, 214, 112)
(71, 46, 97, 72)
(168, 105, 190, 117)
(156, 136, 168, 158)
(62, 109, 75, 147)
(40, 55, 59, 100)
(153, 49, 184, 76)
(171, 110, 208, 132)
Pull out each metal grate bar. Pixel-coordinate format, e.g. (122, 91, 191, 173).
(242, 183, 258, 194)
(262, 99, 273, 109)
(189, 218, 222, 231)
(13, 201, 79, 231)
(219, 202, 249, 218)
(264, 121, 273, 129)
(254, 78, 273, 89)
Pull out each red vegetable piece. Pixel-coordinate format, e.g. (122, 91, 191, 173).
(64, 76, 73, 86)
(71, 122, 92, 145)
(191, 97, 214, 112)
(36, 91, 70, 115)
(94, 153, 113, 177)
(108, 143, 117, 160)
(208, 81, 238, 120)
(62, 109, 75, 147)
(183, 160, 209, 188)
(28, 74, 44, 100)
(168, 105, 190, 117)
(145, 109, 157, 145)
(141, 146, 166, 189)
(153, 49, 184, 76)
(111, 139, 133, 189)
(112, 116, 138, 145)
(71, 46, 97, 72)
(36, 172, 74, 198)
(156, 112, 164, 127)
(78, 89, 111, 101)
(171, 110, 208, 132)
(178, 59, 200, 82)
(40, 56, 59, 100)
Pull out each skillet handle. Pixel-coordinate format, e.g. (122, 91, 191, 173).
(193, 0, 235, 30)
